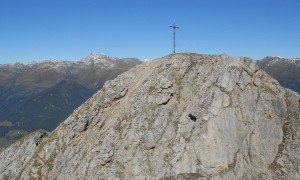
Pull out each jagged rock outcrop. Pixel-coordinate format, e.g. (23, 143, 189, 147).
(0, 130, 48, 179)
(1, 53, 300, 179)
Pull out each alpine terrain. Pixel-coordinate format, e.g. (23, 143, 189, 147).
(0, 53, 300, 179)
(257, 56, 300, 94)
(0, 53, 141, 147)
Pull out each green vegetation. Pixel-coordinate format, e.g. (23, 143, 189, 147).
(0, 129, 29, 149)
(5, 129, 28, 139)
(0, 137, 12, 148)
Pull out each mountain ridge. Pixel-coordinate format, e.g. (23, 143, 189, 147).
(0, 53, 142, 147)
(1, 53, 299, 179)
(0, 53, 142, 89)
(257, 56, 300, 94)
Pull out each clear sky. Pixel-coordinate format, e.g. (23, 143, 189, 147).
(0, 0, 300, 64)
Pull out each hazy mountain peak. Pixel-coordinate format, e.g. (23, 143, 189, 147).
(263, 56, 300, 62)
(257, 56, 300, 94)
(260, 56, 300, 68)
(82, 53, 118, 61)
(0, 53, 121, 70)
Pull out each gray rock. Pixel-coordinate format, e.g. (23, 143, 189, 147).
(0, 130, 48, 179)
(1, 53, 300, 179)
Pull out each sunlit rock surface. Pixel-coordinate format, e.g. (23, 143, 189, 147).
(1, 53, 299, 179)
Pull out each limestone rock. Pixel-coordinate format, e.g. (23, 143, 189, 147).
(1, 53, 300, 179)
(0, 130, 48, 179)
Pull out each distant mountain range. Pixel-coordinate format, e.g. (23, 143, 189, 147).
(257, 56, 300, 94)
(0, 53, 142, 147)
(2, 53, 299, 179)
(1, 54, 299, 148)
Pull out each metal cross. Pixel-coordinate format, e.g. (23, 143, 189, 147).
(169, 20, 179, 54)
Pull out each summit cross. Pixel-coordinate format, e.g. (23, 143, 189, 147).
(169, 20, 179, 54)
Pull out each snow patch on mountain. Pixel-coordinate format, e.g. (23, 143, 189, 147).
(0, 53, 134, 73)
(262, 56, 300, 68)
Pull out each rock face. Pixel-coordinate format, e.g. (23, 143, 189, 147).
(0, 130, 48, 179)
(1, 53, 300, 179)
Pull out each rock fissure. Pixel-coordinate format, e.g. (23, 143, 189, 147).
(188, 114, 197, 122)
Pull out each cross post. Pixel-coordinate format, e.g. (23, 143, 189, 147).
(169, 20, 179, 54)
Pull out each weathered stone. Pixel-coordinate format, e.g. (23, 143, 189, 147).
(1, 53, 300, 179)
(0, 130, 48, 179)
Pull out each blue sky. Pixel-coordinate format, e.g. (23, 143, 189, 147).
(0, 0, 300, 64)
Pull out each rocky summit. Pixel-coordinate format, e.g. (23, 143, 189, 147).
(1, 53, 300, 179)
